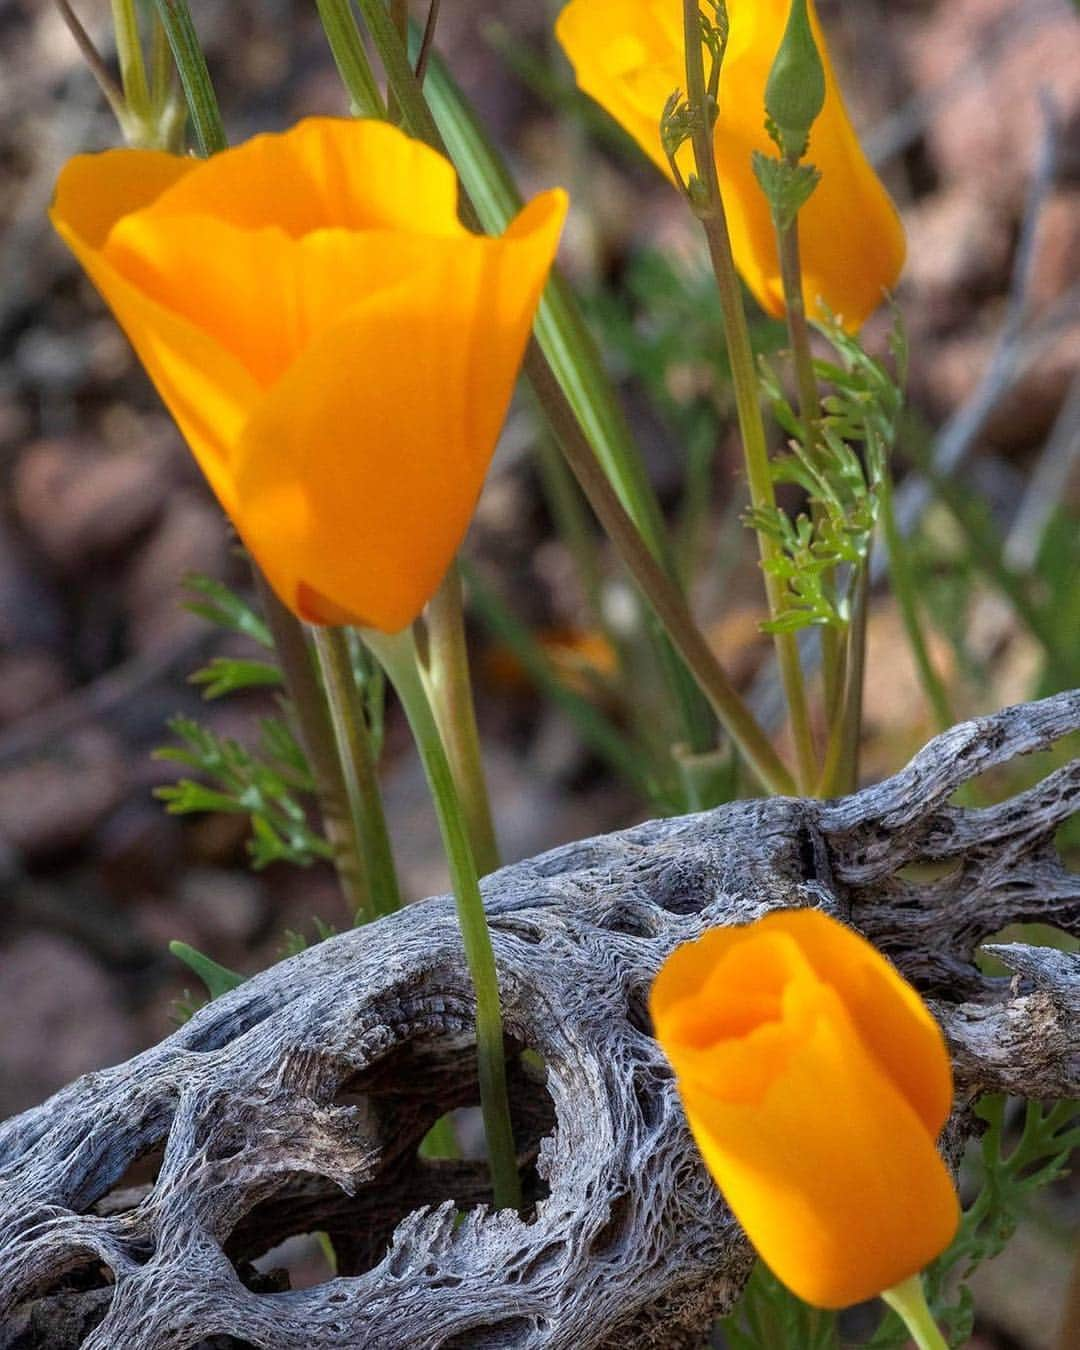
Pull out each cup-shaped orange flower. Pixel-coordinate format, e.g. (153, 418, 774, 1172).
(50, 119, 567, 631)
(556, 0, 904, 328)
(651, 908, 959, 1309)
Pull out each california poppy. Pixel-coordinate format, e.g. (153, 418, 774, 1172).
(51, 118, 566, 631)
(651, 908, 959, 1308)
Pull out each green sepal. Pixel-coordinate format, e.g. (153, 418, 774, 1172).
(752, 150, 821, 231)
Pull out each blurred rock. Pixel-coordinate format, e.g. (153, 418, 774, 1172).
(903, 187, 1013, 330)
(13, 435, 173, 567)
(902, 0, 1080, 207)
(95, 800, 185, 903)
(0, 727, 127, 857)
(1028, 187, 1080, 315)
(0, 932, 137, 1119)
(0, 518, 67, 651)
(918, 319, 1080, 451)
(123, 491, 228, 653)
(177, 868, 264, 948)
(0, 649, 66, 726)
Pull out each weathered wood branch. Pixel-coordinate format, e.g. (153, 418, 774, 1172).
(1, 692, 1077, 1350)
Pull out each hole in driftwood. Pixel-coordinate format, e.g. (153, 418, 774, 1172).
(7, 1254, 116, 1349)
(218, 1036, 557, 1286)
(589, 1190, 634, 1258)
(90, 1137, 166, 1220)
(250, 1232, 338, 1291)
(180, 989, 278, 1054)
(976, 922, 1079, 976)
(438, 1314, 538, 1348)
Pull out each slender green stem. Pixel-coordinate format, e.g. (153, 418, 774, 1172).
(880, 471, 954, 731)
(818, 564, 869, 797)
(348, 0, 716, 758)
(776, 215, 820, 432)
(53, 0, 129, 127)
(312, 627, 403, 921)
(149, 12, 172, 110)
(527, 344, 796, 797)
(776, 212, 840, 718)
(423, 566, 501, 877)
(152, 0, 226, 154)
(415, 0, 442, 84)
(681, 0, 815, 793)
(836, 563, 868, 793)
(315, 0, 387, 118)
(253, 574, 375, 923)
(881, 1275, 949, 1350)
(387, 0, 409, 121)
(364, 626, 521, 1212)
(111, 0, 151, 117)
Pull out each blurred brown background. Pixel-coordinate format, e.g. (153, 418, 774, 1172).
(0, 3, 1077, 1343)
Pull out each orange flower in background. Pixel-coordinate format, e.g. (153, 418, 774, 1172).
(51, 119, 567, 632)
(556, 0, 905, 328)
(651, 908, 959, 1309)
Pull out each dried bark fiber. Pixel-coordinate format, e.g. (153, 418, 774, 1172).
(1, 692, 1077, 1350)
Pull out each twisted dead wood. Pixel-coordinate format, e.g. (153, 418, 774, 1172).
(1, 692, 1077, 1350)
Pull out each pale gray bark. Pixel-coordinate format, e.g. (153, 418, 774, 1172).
(1, 692, 1077, 1350)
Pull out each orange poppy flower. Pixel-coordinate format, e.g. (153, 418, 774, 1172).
(651, 908, 959, 1308)
(51, 118, 566, 631)
(556, 0, 904, 328)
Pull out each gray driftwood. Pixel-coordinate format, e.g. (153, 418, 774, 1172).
(1, 693, 1077, 1350)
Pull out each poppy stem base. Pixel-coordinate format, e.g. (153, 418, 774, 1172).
(881, 1274, 949, 1350)
(363, 624, 522, 1214)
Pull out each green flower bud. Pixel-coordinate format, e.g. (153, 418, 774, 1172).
(764, 0, 826, 160)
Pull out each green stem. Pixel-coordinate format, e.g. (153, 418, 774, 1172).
(311, 627, 403, 921)
(526, 344, 796, 797)
(364, 626, 521, 1212)
(147, 14, 186, 151)
(423, 566, 501, 877)
(253, 574, 376, 924)
(881, 1274, 949, 1350)
(818, 563, 868, 797)
(53, 0, 130, 128)
(680, 0, 816, 793)
(880, 471, 954, 732)
(387, 0, 409, 121)
(347, 0, 716, 759)
(414, 0, 442, 84)
(776, 212, 840, 720)
(151, 0, 226, 155)
(315, 0, 387, 117)
(111, 0, 151, 117)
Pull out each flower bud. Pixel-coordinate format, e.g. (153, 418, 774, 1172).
(651, 908, 960, 1309)
(765, 0, 826, 159)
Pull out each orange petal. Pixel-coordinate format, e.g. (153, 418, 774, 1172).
(50, 148, 195, 249)
(556, 0, 682, 179)
(753, 909, 954, 1137)
(50, 154, 262, 515)
(231, 189, 568, 630)
(678, 975, 959, 1308)
(103, 215, 464, 388)
(131, 117, 467, 240)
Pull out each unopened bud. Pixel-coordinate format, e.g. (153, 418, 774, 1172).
(764, 0, 826, 160)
